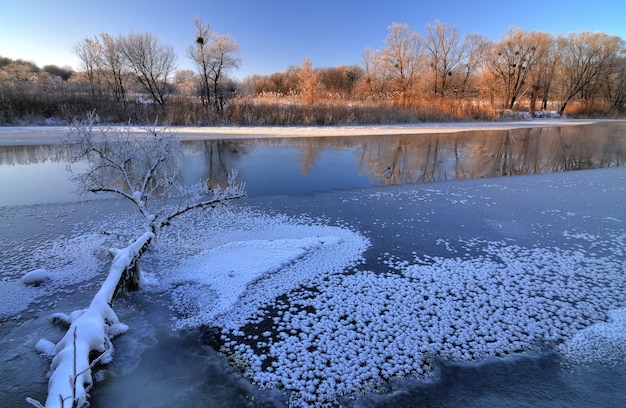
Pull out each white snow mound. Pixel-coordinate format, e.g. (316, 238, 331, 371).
(21, 268, 50, 286)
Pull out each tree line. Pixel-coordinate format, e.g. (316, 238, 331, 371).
(1, 19, 625, 126)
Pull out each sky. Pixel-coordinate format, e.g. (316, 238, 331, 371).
(1, 0, 625, 80)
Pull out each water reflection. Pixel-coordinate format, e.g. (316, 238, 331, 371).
(1, 122, 624, 204)
(177, 122, 626, 192)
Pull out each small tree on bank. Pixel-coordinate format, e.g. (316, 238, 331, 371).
(28, 111, 245, 408)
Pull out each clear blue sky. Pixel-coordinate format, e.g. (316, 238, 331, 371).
(1, 0, 624, 79)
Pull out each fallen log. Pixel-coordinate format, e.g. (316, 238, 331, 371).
(27, 232, 154, 408)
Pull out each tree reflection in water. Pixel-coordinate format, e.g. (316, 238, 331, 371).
(175, 122, 626, 189)
(2, 122, 625, 196)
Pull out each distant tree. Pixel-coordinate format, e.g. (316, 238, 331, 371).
(360, 47, 391, 98)
(605, 53, 626, 111)
(42, 64, 73, 81)
(555, 31, 623, 114)
(118, 31, 177, 106)
(173, 69, 198, 96)
(187, 17, 241, 113)
(459, 33, 489, 96)
(422, 20, 465, 96)
(0, 55, 12, 67)
(0, 60, 38, 81)
(486, 28, 551, 109)
(316, 65, 363, 97)
(72, 37, 102, 97)
(246, 69, 300, 96)
(98, 33, 128, 106)
(382, 22, 423, 97)
(532, 34, 560, 110)
(297, 57, 323, 103)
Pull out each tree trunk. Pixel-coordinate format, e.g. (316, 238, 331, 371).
(29, 232, 154, 408)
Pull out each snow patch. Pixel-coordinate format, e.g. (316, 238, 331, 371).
(560, 307, 626, 365)
(21, 268, 50, 286)
(170, 236, 343, 322)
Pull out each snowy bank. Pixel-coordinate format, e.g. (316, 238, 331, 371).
(0, 119, 615, 145)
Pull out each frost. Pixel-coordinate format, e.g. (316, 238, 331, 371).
(21, 269, 50, 286)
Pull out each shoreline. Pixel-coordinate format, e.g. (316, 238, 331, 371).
(0, 118, 620, 145)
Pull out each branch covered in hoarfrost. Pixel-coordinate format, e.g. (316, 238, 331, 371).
(28, 232, 153, 408)
(63, 111, 246, 240)
(158, 169, 246, 232)
(63, 111, 182, 232)
(30, 113, 246, 407)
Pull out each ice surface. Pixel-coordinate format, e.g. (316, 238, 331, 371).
(2, 165, 625, 407)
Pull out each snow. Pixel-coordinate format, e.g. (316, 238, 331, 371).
(0, 119, 609, 144)
(1, 178, 622, 407)
(560, 307, 626, 365)
(170, 236, 345, 322)
(2, 128, 625, 406)
(21, 269, 50, 286)
(4, 168, 626, 406)
(29, 232, 152, 408)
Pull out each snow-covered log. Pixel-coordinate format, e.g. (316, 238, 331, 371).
(28, 232, 153, 408)
(27, 114, 245, 407)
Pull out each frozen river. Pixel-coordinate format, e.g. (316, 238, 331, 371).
(1, 121, 626, 407)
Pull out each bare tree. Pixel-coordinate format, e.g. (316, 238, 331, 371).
(188, 17, 213, 110)
(118, 31, 177, 106)
(459, 33, 489, 96)
(29, 111, 245, 408)
(555, 31, 623, 115)
(605, 53, 626, 111)
(383, 22, 423, 96)
(72, 37, 100, 97)
(422, 20, 465, 96)
(187, 17, 241, 113)
(360, 47, 391, 98)
(534, 35, 561, 111)
(523, 32, 556, 112)
(98, 33, 128, 106)
(486, 28, 550, 109)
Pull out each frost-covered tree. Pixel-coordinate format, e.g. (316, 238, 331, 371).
(28, 111, 244, 408)
(65, 110, 245, 253)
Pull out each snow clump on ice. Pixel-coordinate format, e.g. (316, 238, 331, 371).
(160, 204, 626, 406)
(21, 268, 50, 286)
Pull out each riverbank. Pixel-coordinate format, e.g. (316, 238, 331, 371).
(0, 118, 619, 145)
